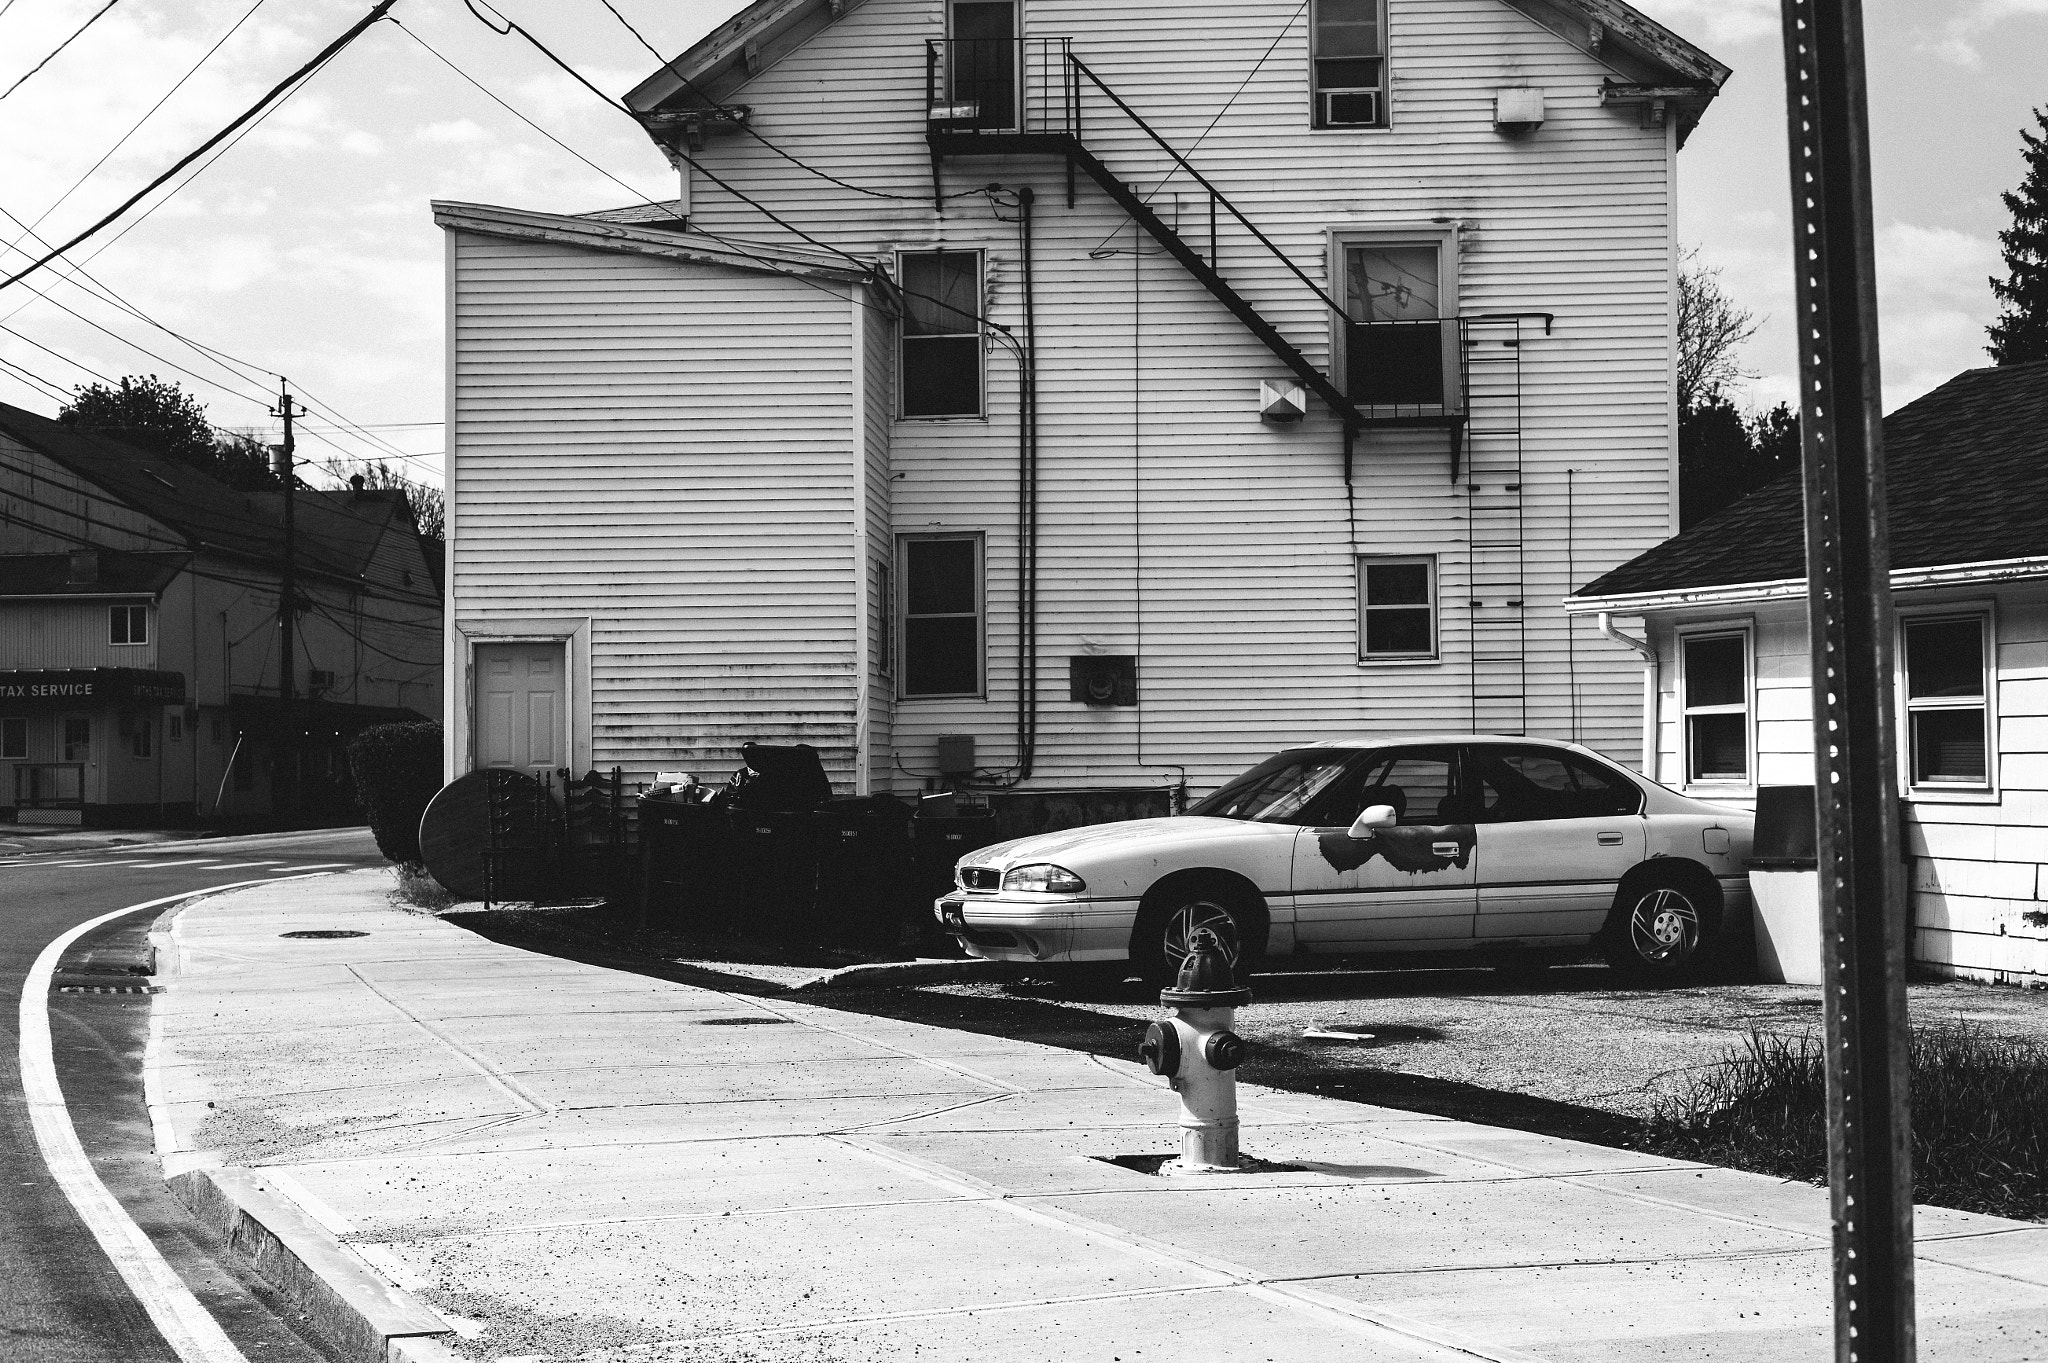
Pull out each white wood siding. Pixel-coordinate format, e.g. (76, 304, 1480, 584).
(1639, 586, 2048, 986)
(860, 290, 896, 790)
(672, 0, 1682, 793)
(447, 231, 863, 787)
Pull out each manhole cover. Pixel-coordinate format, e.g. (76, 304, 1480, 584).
(697, 1017, 792, 1026)
(279, 930, 370, 939)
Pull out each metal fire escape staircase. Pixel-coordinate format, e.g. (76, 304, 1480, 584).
(924, 39, 1374, 431)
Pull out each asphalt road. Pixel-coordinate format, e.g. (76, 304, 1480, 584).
(1, 828, 385, 1363)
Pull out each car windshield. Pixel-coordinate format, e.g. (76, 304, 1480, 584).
(1188, 750, 1358, 823)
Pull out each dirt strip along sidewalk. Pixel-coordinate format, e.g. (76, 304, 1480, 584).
(149, 872, 2048, 1363)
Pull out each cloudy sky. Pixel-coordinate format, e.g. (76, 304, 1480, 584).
(0, 0, 2042, 492)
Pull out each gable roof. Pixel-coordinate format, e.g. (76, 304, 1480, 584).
(1575, 360, 2048, 603)
(0, 400, 426, 591)
(624, 0, 1727, 139)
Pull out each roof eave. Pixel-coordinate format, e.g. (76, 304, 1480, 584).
(432, 200, 868, 283)
(624, 0, 872, 113)
(1566, 553, 2048, 615)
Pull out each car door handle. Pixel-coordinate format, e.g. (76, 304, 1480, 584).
(1432, 841, 1462, 857)
(1597, 832, 1624, 846)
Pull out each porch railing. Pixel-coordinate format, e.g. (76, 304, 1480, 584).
(925, 38, 1076, 136)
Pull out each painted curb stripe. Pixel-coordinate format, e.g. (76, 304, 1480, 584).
(19, 876, 328, 1363)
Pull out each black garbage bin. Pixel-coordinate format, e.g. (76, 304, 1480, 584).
(913, 806, 1002, 938)
(727, 807, 820, 941)
(637, 792, 741, 931)
(813, 796, 915, 948)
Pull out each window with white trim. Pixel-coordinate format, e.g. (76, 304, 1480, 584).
(1681, 630, 1749, 784)
(1310, 0, 1388, 129)
(110, 604, 148, 645)
(901, 535, 982, 697)
(898, 251, 983, 418)
(875, 558, 894, 679)
(1357, 556, 1436, 660)
(1902, 614, 1990, 788)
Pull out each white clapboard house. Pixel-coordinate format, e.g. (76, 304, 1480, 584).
(1568, 360, 2048, 986)
(437, 0, 1725, 797)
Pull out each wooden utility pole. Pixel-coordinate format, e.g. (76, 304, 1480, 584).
(1779, 1, 1916, 1358)
(272, 384, 302, 823)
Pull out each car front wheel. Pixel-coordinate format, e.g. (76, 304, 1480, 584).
(1130, 883, 1264, 991)
(1601, 870, 1715, 984)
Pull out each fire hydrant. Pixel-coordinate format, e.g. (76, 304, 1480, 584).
(1139, 926, 1251, 1173)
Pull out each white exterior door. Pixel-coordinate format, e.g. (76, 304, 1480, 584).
(1463, 744, 1645, 942)
(474, 642, 566, 776)
(1290, 746, 1477, 949)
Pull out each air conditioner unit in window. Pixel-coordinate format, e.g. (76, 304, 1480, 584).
(1321, 89, 1381, 127)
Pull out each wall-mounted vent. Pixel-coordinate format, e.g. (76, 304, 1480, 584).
(1495, 88, 1544, 135)
(1069, 656, 1137, 707)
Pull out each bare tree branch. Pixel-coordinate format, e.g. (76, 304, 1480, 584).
(1677, 246, 1761, 412)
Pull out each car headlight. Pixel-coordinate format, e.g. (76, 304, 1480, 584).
(1002, 863, 1086, 894)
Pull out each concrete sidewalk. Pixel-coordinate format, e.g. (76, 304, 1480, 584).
(151, 872, 2048, 1362)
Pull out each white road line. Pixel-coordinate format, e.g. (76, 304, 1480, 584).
(192, 863, 279, 871)
(20, 875, 330, 1363)
(115, 861, 221, 869)
(268, 863, 350, 872)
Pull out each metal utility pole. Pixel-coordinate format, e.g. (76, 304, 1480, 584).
(1778, 2, 1916, 1359)
(271, 384, 302, 823)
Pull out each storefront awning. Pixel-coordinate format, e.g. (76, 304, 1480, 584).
(227, 693, 428, 739)
(0, 667, 185, 709)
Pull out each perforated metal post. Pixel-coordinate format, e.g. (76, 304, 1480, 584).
(1780, 2, 1915, 1359)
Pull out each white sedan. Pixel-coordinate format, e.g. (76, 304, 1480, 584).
(935, 735, 1754, 987)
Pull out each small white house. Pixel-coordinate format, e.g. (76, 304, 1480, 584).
(1568, 360, 2048, 987)
(438, 0, 1727, 798)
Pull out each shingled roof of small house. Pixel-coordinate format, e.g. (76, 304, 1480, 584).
(1575, 359, 2048, 600)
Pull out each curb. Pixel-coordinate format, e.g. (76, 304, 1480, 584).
(169, 1167, 457, 1363)
(790, 957, 1015, 990)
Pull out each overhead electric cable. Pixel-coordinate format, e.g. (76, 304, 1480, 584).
(0, 0, 399, 293)
(1, 0, 122, 101)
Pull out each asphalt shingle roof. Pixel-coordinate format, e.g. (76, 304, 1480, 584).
(0, 400, 410, 586)
(1577, 359, 2048, 598)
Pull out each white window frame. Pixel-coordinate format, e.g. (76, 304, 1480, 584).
(1327, 227, 1461, 413)
(898, 533, 985, 699)
(1677, 623, 1753, 789)
(109, 603, 149, 646)
(875, 557, 895, 679)
(1357, 554, 1439, 663)
(895, 249, 987, 421)
(1897, 603, 1998, 802)
(1308, 0, 1390, 131)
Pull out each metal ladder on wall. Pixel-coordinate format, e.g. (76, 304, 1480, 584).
(1460, 314, 1550, 737)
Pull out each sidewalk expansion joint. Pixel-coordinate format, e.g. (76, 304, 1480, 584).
(343, 964, 552, 1117)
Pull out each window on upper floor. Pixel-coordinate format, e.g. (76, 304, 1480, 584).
(1902, 613, 1991, 790)
(900, 534, 982, 697)
(1337, 237, 1458, 411)
(1357, 555, 1437, 661)
(898, 250, 984, 419)
(1681, 630, 1750, 785)
(110, 603, 149, 646)
(946, 0, 1016, 130)
(1311, 0, 1388, 130)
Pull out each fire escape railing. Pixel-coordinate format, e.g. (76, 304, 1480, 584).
(924, 40, 1475, 437)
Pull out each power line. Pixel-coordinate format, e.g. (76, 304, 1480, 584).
(1, 0, 271, 262)
(1, 0, 122, 101)
(0, 0, 397, 293)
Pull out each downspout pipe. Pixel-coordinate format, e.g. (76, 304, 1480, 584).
(1013, 186, 1038, 784)
(1597, 611, 1658, 780)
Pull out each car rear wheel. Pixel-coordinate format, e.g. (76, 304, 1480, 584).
(1130, 882, 1264, 991)
(1600, 869, 1715, 984)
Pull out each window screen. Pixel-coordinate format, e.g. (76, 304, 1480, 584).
(1904, 616, 1988, 785)
(1311, 0, 1387, 128)
(1359, 557, 1436, 658)
(902, 537, 981, 696)
(1682, 633, 1748, 782)
(900, 252, 982, 417)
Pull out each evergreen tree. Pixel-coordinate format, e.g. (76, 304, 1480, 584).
(1989, 106, 2048, 366)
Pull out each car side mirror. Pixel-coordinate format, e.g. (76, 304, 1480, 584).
(1347, 804, 1397, 839)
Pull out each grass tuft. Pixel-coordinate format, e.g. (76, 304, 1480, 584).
(389, 861, 457, 913)
(1638, 1022, 2048, 1221)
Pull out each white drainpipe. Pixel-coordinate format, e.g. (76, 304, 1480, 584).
(1598, 611, 1658, 780)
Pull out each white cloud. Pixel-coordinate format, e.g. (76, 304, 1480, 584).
(1922, 0, 2048, 66)
(1632, 0, 1781, 48)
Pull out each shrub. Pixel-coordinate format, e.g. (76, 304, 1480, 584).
(1639, 1023, 2048, 1221)
(346, 721, 443, 864)
(390, 861, 456, 912)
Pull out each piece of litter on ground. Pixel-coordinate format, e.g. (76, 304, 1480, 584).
(1302, 1024, 1378, 1043)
